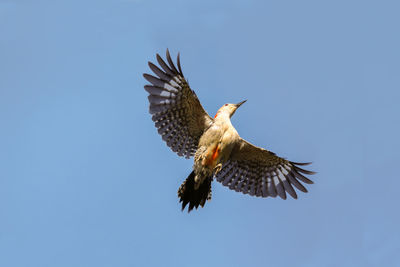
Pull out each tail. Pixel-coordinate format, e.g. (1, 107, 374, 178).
(178, 171, 212, 212)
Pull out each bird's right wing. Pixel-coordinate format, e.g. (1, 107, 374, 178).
(143, 49, 213, 158)
(215, 139, 315, 199)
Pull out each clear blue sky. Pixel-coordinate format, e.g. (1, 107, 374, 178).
(1, 1, 399, 266)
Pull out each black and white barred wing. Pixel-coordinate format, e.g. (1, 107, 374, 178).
(143, 50, 213, 158)
(215, 139, 315, 199)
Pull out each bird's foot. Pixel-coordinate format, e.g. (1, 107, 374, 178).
(214, 163, 222, 175)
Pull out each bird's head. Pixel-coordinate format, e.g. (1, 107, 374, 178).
(214, 100, 247, 119)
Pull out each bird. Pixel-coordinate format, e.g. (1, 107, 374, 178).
(143, 49, 315, 212)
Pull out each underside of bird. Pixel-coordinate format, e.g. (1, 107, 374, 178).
(143, 49, 316, 213)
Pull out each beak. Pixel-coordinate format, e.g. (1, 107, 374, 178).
(235, 100, 247, 108)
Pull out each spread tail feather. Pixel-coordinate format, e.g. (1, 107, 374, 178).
(178, 171, 212, 212)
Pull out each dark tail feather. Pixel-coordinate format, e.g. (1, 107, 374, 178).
(178, 171, 212, 212)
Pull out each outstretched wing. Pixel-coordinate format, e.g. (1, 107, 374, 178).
(144, 49, 213, 158)
(215, 139, 315, 199)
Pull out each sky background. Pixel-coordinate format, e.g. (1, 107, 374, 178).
(1, 0, 400, 266)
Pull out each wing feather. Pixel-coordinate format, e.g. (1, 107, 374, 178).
(166, 49, 180, 74)
(148, 62, 173, 81)
(215, 139, 315, 199)
(156, 54, 175, 76)
(144, 50, 213, 158)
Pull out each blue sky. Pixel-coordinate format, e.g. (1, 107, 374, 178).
(1, 0, 399, 266)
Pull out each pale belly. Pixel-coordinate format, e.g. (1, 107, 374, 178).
(192, 122, 238, 187)
(196, 124, 237, 170)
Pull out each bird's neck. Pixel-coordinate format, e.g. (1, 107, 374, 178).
(214, 111, 232, 125)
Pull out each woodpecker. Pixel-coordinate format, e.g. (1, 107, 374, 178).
(143, 49, 315, 212)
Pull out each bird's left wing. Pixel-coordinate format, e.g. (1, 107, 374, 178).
(143, 49, 213, 158)
(215, 139, 315, 199)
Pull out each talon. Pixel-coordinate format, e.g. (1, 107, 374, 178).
(214, 163, 222, 175)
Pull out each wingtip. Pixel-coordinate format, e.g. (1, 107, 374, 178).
(291, 161, 312, 166)
(292, 169, 314, 184)
(165, 48, 179, 73)
(177, 52, 183, 75)
(293, 165, 317, 176)
(147, 61, 157, 70)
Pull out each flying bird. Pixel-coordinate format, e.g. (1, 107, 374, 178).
(143, 49, 315, 212)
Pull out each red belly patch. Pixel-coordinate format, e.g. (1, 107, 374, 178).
(204, 145, 220, 166)
(211, 145, 220, 161)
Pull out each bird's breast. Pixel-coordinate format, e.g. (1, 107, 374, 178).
(198, 123, 238, 168)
